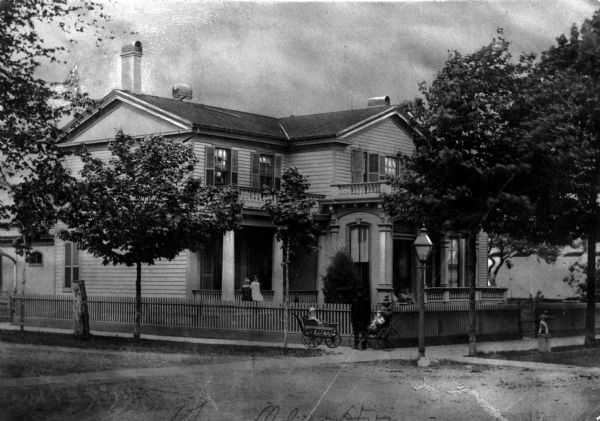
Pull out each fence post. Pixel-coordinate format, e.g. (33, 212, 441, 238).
(519, 299, 536, 338)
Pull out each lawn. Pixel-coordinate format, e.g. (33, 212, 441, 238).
(0, 329, 321, 378)
(478, 344, 600, 368)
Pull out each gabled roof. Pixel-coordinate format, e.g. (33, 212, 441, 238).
(132, 92, 287, 140)
(61, 89, 411, 143)
(279, 105, 397, 141)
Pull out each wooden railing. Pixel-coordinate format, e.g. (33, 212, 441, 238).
(192, 289, 319, 304)
(424, 287, 507, 303)
(236, 187, 324, 211)
(330, 182, 392, 199)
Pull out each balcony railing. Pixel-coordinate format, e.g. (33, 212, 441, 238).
(330, 181, 392, 200)
(424, 287, 507, 303)
(236, 187, 324, 211)
(192, 289, 319, 303)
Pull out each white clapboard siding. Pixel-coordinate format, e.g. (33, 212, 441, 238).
(65, 102, 185, 145)
(287, 148, 334, 195)
(80, 251, 189, 298)
(334, 118, 415, 185)
(54, 238, 188, 297)
(347, 118, 415, 156)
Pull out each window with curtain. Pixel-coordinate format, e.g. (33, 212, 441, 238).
(214, 148, 230, 185)
(259, 154, 274, 188)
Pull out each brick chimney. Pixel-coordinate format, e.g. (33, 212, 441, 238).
(120, 41, 142, 93)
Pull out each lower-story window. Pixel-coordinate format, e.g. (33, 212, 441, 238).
(64, 242, 79, 289)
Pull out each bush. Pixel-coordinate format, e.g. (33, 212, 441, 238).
(322, 250, 363, 303)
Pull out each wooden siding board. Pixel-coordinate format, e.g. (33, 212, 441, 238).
(346, 118, 415, 157)
(78, 251, 188, 297)
(65, 102, 184, 144)
(288, 149, 334, 195)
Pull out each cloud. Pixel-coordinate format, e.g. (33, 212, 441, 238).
(34, 0, 599, 117)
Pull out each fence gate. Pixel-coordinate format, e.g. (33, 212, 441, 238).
(0, 292, 10, 322)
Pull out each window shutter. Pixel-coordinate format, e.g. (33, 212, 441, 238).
(274, 154, 282, 190)
(398, 155, 407, 179)
(231, 150, 238, 185)
(205, 145, 215, 186)
(250, 152, 260, 189)
(368, 153, 379, 182)
(379, 155, 386, 181)
(351, 149, 364, 183)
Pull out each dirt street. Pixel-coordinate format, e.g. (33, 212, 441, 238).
(0, 342, 599, 420)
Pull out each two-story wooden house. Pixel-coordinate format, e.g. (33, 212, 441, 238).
(0, 41, 502, 304)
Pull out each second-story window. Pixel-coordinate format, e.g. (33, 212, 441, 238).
(215, 148, 230, 185)
(259, 154, 274, 188)
(384, 156, 398, 178)
(351, 149, 386, 183)
(205, 146, 238, 186)
(251, 152, 281, 189)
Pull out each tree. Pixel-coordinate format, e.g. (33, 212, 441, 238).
(488, 234, 559, 286)
(263, 168, 319, 347)
(60, 133, 243, 339)
(383, 32, 545, 356)
(1, 1, 111, 331)
(521, 11, 600, 346)
(322, 250, 362, 303)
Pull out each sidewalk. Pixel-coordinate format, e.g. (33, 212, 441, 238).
(2, 322, 599, 374)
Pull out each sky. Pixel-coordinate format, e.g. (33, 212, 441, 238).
(38, 0, 600, 118)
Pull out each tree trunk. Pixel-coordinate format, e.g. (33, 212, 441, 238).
(283, 238, 289, 348)
(134, 261, 142, 339)
(468, 233, 477, 356)
(585, 228, 596, 347)
(72, 279, 90, 338)
(20, 257, 26, 332)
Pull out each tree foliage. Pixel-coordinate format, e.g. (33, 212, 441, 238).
(522, 11, 600, 346)
(382, 32, 546, 356)
(263, 167, 319, 346)
(60, 133, 243, 338)
(322, 250, 362, 304)
(384, 33, 538, 238)
(0, 0, 109, 256)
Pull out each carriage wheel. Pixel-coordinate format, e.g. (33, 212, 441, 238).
(325, 332, 341, 348)
(301, 332, 322, 348)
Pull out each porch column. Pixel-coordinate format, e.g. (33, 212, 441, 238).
(330, 224, 340, 256)
(475, 230, 489, 287)
(272, 235, 284, 304)
(316, 232, 328, 304)
(221, 230, 235, 301)
(439, 235, 449, 287)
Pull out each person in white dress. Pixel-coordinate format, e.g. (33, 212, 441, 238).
(250, 275, 263, 301)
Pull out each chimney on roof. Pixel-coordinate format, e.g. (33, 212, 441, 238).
(367, 96, 390, 107)
(120, 41, 142, 93)
(172, 83, 193, 101)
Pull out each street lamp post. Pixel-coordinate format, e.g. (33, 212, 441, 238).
(413, 227, 433, 362)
